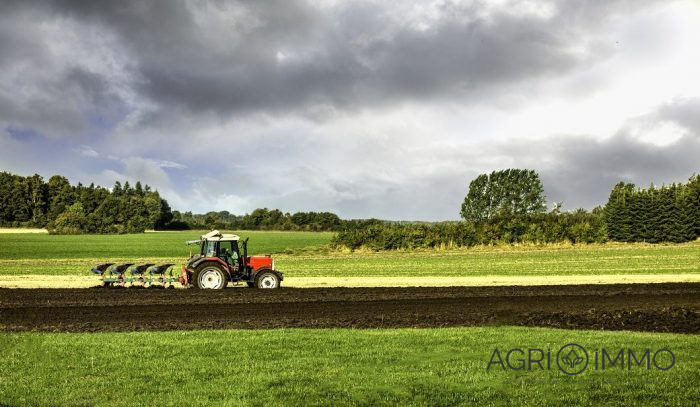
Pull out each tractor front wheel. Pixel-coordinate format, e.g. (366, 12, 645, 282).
(255, 271, 280, 289)
(194, 264, 228, 289)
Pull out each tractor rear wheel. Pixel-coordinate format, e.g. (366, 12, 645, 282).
(194, 264, 228, 289)
(255, 271, 280, 289)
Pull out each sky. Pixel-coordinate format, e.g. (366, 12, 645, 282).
(0, 0, 699, 220)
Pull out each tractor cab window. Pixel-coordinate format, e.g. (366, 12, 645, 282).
(204, 240, 216, 257)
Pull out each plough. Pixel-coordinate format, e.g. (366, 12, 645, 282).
(92, 262, 178, 288)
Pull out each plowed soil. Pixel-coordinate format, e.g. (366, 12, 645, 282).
(1, 283, 698, 333)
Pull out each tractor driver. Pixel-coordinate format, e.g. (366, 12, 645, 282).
(220, 246, 238, 267)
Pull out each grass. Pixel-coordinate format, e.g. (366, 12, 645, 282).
(0, 326, 696, 406)
(0, 230, 333, 259)
(280, 242, 700, 277)
(0, 230, 332, 275)
(0, 231, 697, 278)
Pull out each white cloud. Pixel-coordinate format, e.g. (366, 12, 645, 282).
(95, 156, 190, 210)
(77, 145, 99, 158)
(155, 160, 186, 169)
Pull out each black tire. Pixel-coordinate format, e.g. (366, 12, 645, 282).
(255, 270, 280, 289)
(246, 282, 255, 288)
(193, 263, 229, 289)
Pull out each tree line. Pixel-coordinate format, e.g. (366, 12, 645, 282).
(168, 208, 342, 231)
(605, 177, 700, 243)
(331, 170, 699, 250)
(0, 171, 343, 233)
(2, 169, 698, 245)
(0, 172, 173, 234)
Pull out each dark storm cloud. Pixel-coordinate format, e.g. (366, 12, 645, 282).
(0, 67, 117, 137)
(0, 0, 668, 130)
(657, 97, 700, 133)
(12, 0, 659, 117)
(0, 2, 129, 137)
(50, 0, 348, 115)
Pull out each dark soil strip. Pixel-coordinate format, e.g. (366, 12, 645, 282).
(0, 283, 698, 333)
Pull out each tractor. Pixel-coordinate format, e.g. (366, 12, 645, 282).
(180, 230, 283, 289)
(91, 230, 283, 289)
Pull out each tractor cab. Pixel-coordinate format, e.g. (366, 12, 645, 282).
(197, 232, 243, 267)
(187, 230, 246, 266)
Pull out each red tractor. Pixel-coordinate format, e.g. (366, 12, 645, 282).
(91, 231, 282, 289)
(180, 230, 283, 289)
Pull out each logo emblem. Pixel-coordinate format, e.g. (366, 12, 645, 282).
(556, 343, 588, 375)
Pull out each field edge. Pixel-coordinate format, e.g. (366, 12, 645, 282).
(0, 273, 699, 288)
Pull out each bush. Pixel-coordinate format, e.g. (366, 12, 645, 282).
(48, 203, 86, 235)
(331, 211, 607, 251)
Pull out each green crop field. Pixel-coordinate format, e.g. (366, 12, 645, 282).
(0, 230, 331, 276)
(0, 230, 333, 259)
(0, 327, 696, 406)
(282, 242, 700, 277)
(0, 231, 698, 278)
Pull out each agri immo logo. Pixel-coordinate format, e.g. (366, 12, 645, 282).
(487, 343, 675, 375)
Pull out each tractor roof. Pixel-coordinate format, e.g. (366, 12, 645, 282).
(201, 230, 240, 241)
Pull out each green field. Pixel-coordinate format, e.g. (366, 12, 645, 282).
(0, 230, 333, 259)
(0, 231, 698, 278)
(0, 327, 696, 406)
(283, 243, 700, 277)
(1, 232, 698, 406)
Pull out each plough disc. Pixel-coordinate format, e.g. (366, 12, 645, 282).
(92, 263, 179, 288)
